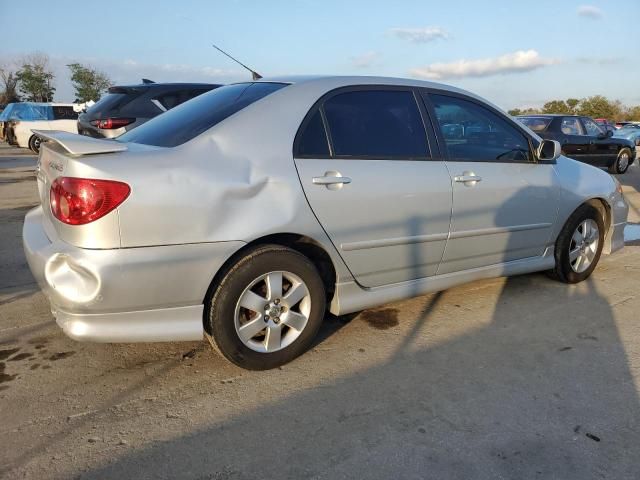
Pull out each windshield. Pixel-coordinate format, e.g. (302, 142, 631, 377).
(517, 116, 552, 133)
(117, 82, 288, 147)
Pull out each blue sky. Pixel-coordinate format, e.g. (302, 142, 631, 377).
(2, 0, 638, 109)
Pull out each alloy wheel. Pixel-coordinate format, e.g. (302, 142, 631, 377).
(234, 271, 311, 353)
(568, 219, 599, 273)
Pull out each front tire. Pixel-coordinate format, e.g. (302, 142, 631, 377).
(609, 148, 631, 174)
(206, 245, 326, 370)
(28, 135, 41, 154)
(550, 204, 604, 284)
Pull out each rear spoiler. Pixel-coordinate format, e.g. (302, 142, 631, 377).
(32, 130, 128, 156)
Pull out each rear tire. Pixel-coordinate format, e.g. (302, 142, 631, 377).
(609, 148, 631, 174)
(549, 204, 604, 284)
(28, 135, 41, 154)
(206, 245, 326, 370)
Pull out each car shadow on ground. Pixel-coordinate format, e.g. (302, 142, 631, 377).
(80, 272, 639, 479)
(82, 182, 639, 479)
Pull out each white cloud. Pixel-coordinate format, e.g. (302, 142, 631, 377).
(350, 51, 380, 69)
(577, 5, 603, 19)
(389, 26, 450, 43)
(409, 50, 560, 80)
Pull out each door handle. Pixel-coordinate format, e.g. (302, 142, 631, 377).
(454, 172, 482, 185)
(312, 171, 352, 190)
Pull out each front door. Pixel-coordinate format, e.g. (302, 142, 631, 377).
(581, 117, 617, 166)
(425, 92, 561, 275)
(294, 88, 452, 288)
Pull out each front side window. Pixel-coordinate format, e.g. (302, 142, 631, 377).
(582, 118, 604, 136)
(322, 90, 429, 158)
(560, 117, 583, 135)
(430, 94, 531, 162)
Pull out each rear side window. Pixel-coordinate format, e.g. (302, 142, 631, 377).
(86, 92, 142, 118)
(322, 90, 429, 158)
(52, 106, 78, 120)
(118, 82, 287, 147)
(431, 94, 531, 162)
(296, 110, 330, 157)
(518, 116, 552, 133)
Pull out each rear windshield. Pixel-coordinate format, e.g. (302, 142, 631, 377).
(117, 82, 288, 147)
(517, 116, 553, 133)
(86, 91, 145, 118)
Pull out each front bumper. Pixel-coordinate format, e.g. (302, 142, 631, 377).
(606, 187, 628, 254)
(23, 206, 245, 342)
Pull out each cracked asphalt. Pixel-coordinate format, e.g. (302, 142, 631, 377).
(1, 143, 639, 479)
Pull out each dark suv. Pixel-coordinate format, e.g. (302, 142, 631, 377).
(77, 80, 221, 138)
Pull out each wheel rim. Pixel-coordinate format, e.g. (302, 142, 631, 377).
(33, 137, 41, 151)
(234, 271, 311, 353)
(618, 152, 629, 171)
(569, 219, 599, 273)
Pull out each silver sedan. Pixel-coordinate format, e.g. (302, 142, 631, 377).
(23, 76, 628, 369)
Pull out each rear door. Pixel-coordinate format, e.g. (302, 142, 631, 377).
(424, 92, 561, 275)
(294, 87, 453, 288)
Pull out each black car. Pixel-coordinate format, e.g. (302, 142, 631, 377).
(77, 80, 221, 139)
(518, 114, 636, 174)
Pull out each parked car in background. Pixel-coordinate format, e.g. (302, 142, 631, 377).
(5, 103, 78, 153)
(77, 80, 221, 138)
(614, 124, 640, 159)
(24, 76, 627, 370)
(517, 114, 636, 173)
(0, 102, 19, 141)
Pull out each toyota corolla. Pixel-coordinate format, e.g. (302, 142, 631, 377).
(23, 76, 628, 369)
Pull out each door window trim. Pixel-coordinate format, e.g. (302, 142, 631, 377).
(293, 85, 439, 161)
(419, 88, 546, 164)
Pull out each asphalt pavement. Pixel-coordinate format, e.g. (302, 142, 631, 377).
(1, 143, 639, 479)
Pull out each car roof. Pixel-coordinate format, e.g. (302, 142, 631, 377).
(254, 74, 474, 92)
(248, 75, 502, 111)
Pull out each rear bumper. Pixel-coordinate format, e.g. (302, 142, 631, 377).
(23, 206, 245, 342)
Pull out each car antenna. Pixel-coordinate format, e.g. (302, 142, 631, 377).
(211, 44, 262, 80)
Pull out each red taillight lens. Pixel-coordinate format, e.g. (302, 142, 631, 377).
(50, 177, 130, 225)
(90, 118, 135, 129)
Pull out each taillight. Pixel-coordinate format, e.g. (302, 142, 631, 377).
(50, 177, 130, 225)
(90, 118, 135, 129)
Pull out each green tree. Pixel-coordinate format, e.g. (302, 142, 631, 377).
(0, 67, 20, 104)
(626, 106, 640, 121)
(577, 95, 621, 120)
(508, 108, 522, 116)
(67, 63, 112, 103)
(542, 100, 569, 114)
(15, 54, 55, 102)
(566, 98, 580, 114)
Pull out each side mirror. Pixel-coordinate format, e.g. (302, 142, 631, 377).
(538, 139, 561, 162)
(607, 129, 614, 138)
